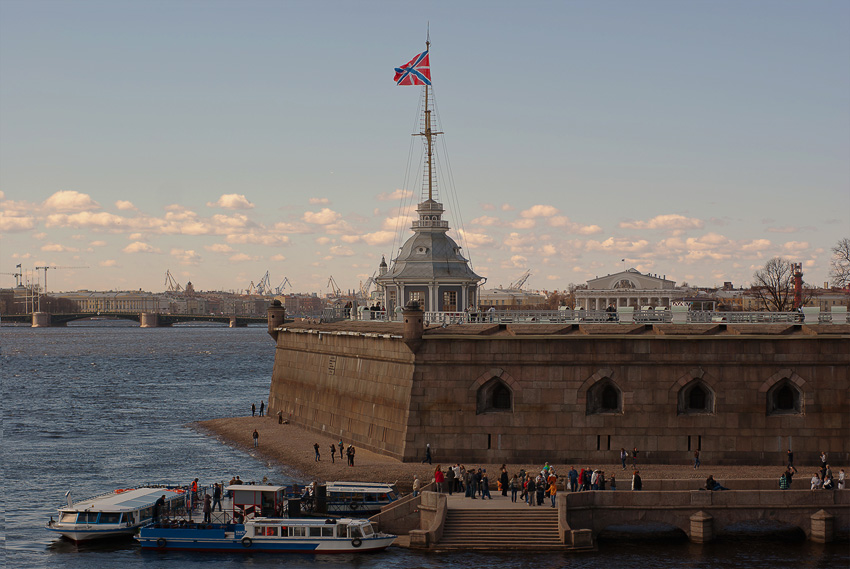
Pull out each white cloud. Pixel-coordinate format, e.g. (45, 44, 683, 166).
(99, 259, 118, 267)
(360, 231, 395, 246)
(315, 237, 332, 245)
(329, 245, 355, 256)
(43, 190, 100, 212)
(309, 197, 330, 204)
(509, 218, 536, 229)
(207, 194, 254, 209)
(500, 203, 514, 211)
(41, 243, 79, 252)
(376, 189, 414, 201)
(458, 229, 495, 247)
(520, 204, 559, 219)
(229, 253, 256, 262)
(204, 243, 234, 253)
(270, 254, 286, 262)
(34, 232, 47, 239)
(470, 215, 500, 226)
(382, 215, 416, 230)
(46, 211, 126, 229)
(225, 234, 290, 246)
(504, 232, 537, 252)
(619, 214, 704, 231)
(303, 208, 341, 225)
(115, 200, 136, 210)
(585, 237, 649, 253)
(170, 248, 201, 265)
(273, 221, 312, 234)
(0, 213, 36, 232)
(123, 242, 161, 254)
(782, 241, 809, 252)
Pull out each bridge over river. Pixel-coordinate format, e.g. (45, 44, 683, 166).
(2, 312, 271, 328)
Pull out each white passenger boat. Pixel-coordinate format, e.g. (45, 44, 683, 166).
(46, 487, 186, 542)
(137, 517, 396, 553)
(287, 481, 400, 515)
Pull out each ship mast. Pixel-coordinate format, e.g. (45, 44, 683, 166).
(420, 37, 441, 202)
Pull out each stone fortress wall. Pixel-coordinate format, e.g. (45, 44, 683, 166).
(266, 305, 850, 466)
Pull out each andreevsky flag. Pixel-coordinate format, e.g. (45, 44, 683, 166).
(394, 51, 431, 85)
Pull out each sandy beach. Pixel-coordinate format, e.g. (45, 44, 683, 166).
(193, 415, 813, 492)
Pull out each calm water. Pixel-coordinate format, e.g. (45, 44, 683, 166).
(1, 324, 847, 568)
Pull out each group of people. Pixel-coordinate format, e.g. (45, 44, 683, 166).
(251, 401, 265, 417)
(780, 450, 845, 490)
(314, 440, 357, 465)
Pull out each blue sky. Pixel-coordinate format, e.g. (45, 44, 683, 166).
(2, 0, 848, 295)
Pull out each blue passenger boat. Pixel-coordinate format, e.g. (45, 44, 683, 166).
(137, 517, 396, 553)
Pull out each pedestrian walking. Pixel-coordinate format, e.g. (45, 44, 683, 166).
(252, 429, 259, 447)
(787, 449, 794, 468)
(313, 442, 320, 461)
(252, 403, 256, 417)
(632, 447, 639, 469)
(422, 443, 432, 464)
(510, 475, 519, 502)
(620, 448, 627, 470)
(329, 444, 336, 463)
(212, 483, 222, 512)
(259, 400, 264, 416)
(413, 476, 421, 498)
(693, 449, 701, 469)
(434, 466, 444, 493)
(548, 479, 558, 507)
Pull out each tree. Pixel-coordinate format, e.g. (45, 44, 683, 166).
(751, 257, 795, 311)
(830, 238, 850, 288)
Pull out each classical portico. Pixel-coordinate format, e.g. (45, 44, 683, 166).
(575, 268, 687, 310)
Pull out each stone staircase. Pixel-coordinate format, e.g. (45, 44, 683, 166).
(434, 508, 565, 550)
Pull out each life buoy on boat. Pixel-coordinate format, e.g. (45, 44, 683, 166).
(351, 538, 362, 548)
(241, 537, 252, 548)
(156, 538, 167, 548)
(349, 502, 360, 510)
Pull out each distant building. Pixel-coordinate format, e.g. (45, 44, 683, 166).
(479, 287, 546, 308)
(574, 268, 687, 310)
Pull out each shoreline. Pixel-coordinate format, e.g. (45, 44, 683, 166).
(194, 415, 815, 492)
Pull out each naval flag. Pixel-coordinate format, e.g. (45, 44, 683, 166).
(394, 51, 431, 85)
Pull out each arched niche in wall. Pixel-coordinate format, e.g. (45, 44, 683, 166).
(677, 379, 716, 415)
(585, 378, 623, 415)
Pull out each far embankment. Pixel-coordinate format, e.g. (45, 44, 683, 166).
(194, 416, 813, 493)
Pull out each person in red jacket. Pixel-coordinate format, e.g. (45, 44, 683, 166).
(434, 466, 445, 493)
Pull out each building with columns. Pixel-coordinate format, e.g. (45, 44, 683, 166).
(375, 199, 482, 313)
(574, 268, 688, 310)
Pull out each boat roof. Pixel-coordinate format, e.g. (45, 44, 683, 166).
(225, 485, 286, 492)
(65, 487, 183, 512)
(325, 481, 396, 491)
(248, 517, 367, 526)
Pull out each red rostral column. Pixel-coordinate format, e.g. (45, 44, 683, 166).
(792, 263, 803, 310)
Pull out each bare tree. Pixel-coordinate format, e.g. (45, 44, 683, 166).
(830, 238, 850, 288)
(751, 257, 795, 311)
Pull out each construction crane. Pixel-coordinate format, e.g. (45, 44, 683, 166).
(254, 271, 273, 296)
(164, 269, 183, 293)
(35, 265, 89, 295)
(327, 276, 342, 297)
(509, 269, 532, 290)
(2, 264, 23, 287)
(359, 271, 377, 299)
(274, 277, 292, 295)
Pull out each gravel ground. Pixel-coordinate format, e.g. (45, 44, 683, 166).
(194, 416, 833, 492)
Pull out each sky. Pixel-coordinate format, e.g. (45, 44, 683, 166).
(1, 0, 848, 296)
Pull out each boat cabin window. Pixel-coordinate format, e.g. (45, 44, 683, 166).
(99, 513, 121, 524)
(60, 512, 77, 523)
(335, 525, 347, 538)
(349, 525, 363, 539)
(309, 526, 322, 537)
(321, 526, 334, 537)
(82, 512, 99, 523)
(365, 493, 376, 502)
(255, 526, 278, 537)
(289, 526, 306, 537)
(362, 524, 374, 536)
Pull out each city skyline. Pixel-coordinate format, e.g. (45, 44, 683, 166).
(2, 1, 848, 294)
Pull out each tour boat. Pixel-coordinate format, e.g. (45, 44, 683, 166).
(46, 486, 187, 542)
(137, 517, 396, 553)
(285, 481, 400, 515)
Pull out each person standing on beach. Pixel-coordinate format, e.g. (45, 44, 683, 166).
(568, 467, 578, 492)
(329, 444, 336, 463)
(339, 440, 344, 458)
(259, 400, 264, 417)
(500, 465, 510, 497)
(434, 465, 444, 493)
(252, 429, 259, 447)
(252, 403, 256, 417)
(445, 465, 455, 495)
(632, 447, 639, 469)
(423, 443, 432, 464)
(350, 445, 356, 466)
(620, 448, 627, 470)
(313, 442, 320, 461)
(787, 449, 794, 468)
(693, 449, 701, 469)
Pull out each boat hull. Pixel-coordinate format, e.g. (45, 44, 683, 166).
(137, 530, 395, 553)
(46, 525, 138, 542)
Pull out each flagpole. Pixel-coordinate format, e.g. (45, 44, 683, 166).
(425, 35, 432, 202)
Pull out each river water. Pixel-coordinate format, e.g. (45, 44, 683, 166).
(2, 323, 847, 568)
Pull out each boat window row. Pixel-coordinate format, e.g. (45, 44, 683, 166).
(251, 524, 370, 539)
(61, 512, 129, 524)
